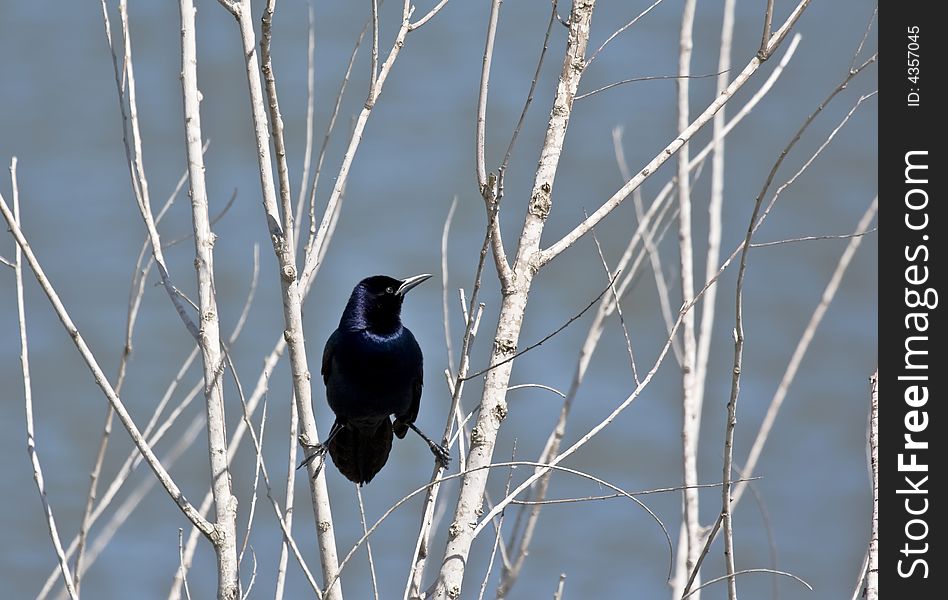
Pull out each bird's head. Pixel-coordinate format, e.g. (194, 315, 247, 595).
(342, 273, 432, 334)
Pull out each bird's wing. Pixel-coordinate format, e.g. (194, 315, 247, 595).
(321, 330, 338, 385)
(408, 335, 423, 425)
(393, 332, 423, 439)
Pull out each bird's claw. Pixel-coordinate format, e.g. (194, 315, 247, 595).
(297, 442, 329, 476)
(429, 442, 451, 469)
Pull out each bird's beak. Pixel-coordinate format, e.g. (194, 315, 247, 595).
(396, 273, 432, 296)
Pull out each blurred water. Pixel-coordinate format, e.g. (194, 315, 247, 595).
(1, 1, 876, 599)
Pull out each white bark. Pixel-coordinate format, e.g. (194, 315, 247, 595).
(430, 3, 597, 598)
(178, 1, 239, 597)
(224, 1, 344, 596)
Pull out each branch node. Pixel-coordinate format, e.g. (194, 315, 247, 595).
(470, 425, 484, 447)
(528, 184, 552, 219)
(492, 402, 509, 422)
(493, 337, 517, 357)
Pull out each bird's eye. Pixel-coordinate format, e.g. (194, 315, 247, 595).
(385, 286, 394, 294)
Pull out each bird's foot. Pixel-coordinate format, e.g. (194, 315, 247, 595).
(428, 441, 451, 469)
(297, 442, 329, 478)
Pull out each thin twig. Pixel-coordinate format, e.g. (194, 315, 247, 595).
(589, 221, 639, 384)
(225, 1, 344, 594)
(674, 3, 703, 591)
(356, 486, 380, 600)
(177, 530, 191, 600)
(750, 229, 877, 247)
(475, 0, 513, 287)
(404, 217, 493, 599)
(104, 0, 201, 342)
(274, 391, 297, 600)
(540, 4, 812, 265)
(585, 0, 666, 67)
(2, 201, 214, 542)
(303, 7, 370, 252)
(729, 91, 879, 509)
(507, 383, 566, 399)
(460, 272, 620, 382)
(732, 198, 877, 502)
(300, 6, 417, 288)
(681, 513, 723, 598)
(409, 0, 452, 30)
(41, 248, 257, 599)
(340, 461, 670, 594)
(759, 0, 776, 57)
(500, 0, 557, 176)
(511, 479, 758, 506)
(575, 70, 724, 101)
(238, 398, 267, 570)
(850, 7, 877, 71)
(478, 453, 516, 600)
(10, 161, 78, 600)
(231, 375, 323, 599)
(179, 1, 240, 594)
(293, 0, 317, 248)
(682, 569, 812, 598)
(370, 0, 379, 98)
(441, 196, 458, 369)
(552, 574, 567, 600)
(613, 128, 682, 367)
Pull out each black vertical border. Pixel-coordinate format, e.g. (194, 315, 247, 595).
(880, 2, 943, 596)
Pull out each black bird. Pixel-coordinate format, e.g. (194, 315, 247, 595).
(300, 274, 450, 485)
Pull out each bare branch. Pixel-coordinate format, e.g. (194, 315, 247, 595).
(539, 2, 812, 265)
(732, 197, 878, 506)
(475, 0, 501, 191)
(11, 160, 78, 600)
(0, 194, 214, 539)
(474, 0, 514, 287)
(673, 3, 705, 594)
(585, 0, 667, 67)
(758, 0, 775, 57)
(409, 0, 452, 30)
(850, 7, 877, 71)
(575, 70, 724, 101)
(370, 0, 380, 96)
(460, 272, 620, 383)
(405, 217, 494, 599)
(356, 486, 380, 600)
(506, 383, 565, 399)
(345, 461, 670, 595)
(589, 223, 639, 384)
(262, 0, 297, 248)
(101, 0, 202, 341)
(441, 196, 459, 369)
(682, 569, 812, 598)
(177, 530, 192, 600)
(300, 7, 415, 287)
(750, 229, 876, 248)
(222, 1, 343, 593)
(179, 1, 239, 594)
(553, 574, 567, 600)
(477, 457, 516, 600)
(293, 1, 317, 248)
(760, 0, 810, 59)
(303, 10, 368, 252)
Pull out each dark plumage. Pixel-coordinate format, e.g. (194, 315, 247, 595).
(301, 274, 450, 484)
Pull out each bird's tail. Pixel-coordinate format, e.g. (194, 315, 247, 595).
(327, 419, 394, 485)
